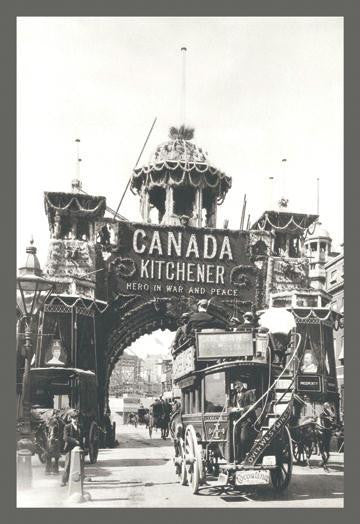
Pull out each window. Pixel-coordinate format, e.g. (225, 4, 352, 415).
(330, 269, 337, 283)
(148, 187, 166, 223)
(297, 295, 317, 307)
(273, 298, 292, 308)
(204, 372, 225, 412)
(173, 186, 196, 217)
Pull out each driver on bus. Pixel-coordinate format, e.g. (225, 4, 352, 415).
(231, 382, 256, 411)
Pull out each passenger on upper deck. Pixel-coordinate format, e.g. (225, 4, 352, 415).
(185, 299, 227, 336)
(171, 312, 191, 353)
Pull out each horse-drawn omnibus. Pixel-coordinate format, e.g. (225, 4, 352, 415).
(30, 367, 100, 466)
(170, 314, 302, 494)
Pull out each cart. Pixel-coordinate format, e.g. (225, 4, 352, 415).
(30, 367, 100, 464)
(171, 326, 301, 494)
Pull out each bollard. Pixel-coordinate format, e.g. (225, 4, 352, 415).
(17, 449, 32, 490)
(67, 447, 91, 503)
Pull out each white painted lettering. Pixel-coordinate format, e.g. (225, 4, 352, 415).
(133, 229, 146, 253)
(204, 235, 217, 259)
(216, 265, 225, 284)
(166, 262, 175, 280)
(206, 264, 215, 283)
(148, 231, 163, 255)
(197, 264, 206, 282)
(187, 263, 195, 282)
(219, 236, 233, 261)
(140, 259, 149, 278)
(156, 260, 165, 279)
(176, 263, 186, 281)
(167, 232, 182, 256)
(185, 234, 200, 258)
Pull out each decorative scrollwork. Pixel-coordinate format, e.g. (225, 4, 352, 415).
(110, 256, 137, 278)
(230, 265, 256, 289)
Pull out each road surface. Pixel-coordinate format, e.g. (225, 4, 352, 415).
(17, 415, 344, 508)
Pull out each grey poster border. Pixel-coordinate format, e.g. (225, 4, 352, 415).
(1, 0, 358, 523)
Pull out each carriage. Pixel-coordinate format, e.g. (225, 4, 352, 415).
(137, 407, 149, 426)
(171, 324, 301, 494)
(148, 401, 169, 439)
(30, 367, 100, 464)
(285, 306, 342, 467)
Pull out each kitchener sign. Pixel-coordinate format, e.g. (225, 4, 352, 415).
(109, 222, 259, 300)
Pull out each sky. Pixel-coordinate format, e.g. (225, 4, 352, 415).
(17, 17, 343, 270)
(125, 329, 174, 359)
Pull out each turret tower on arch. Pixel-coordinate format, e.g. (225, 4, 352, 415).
(131, 126, 231, 228)
(304, 222, 332, 290)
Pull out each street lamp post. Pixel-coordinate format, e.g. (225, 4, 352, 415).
(16, 239, 54, 489)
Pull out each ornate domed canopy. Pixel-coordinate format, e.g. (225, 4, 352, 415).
(131, 126, 232, 204)
(306, 221, 331, 240)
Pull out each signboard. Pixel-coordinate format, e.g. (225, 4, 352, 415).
(197, 331, 254, 360)
(173, 346, 195, 380)
(109, 222, 259, 300)
(235, 470, 270, 486)
(296, 375, 322, 393)
(203, 415, 228, 441)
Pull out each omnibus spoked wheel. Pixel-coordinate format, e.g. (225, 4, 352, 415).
(183, 425, 203, 494)
(293, 441, 312, 465)
(270, 427, 293, 492)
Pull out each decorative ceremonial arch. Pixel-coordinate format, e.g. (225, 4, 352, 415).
(98, 223, 271, 411)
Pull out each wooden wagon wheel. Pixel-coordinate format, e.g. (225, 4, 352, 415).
(88, 421, 99, 464)
(293, 440, 312, 465)
(183, 425, 203, 494)
(270, 426, 293, 492)
(292, 441, 305, 464)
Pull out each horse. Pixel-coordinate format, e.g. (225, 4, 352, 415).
(43, 413, 65, 474)
(290, 419, 317, 467)
(314, 410, 338, 470)
(290, 410, 338, 470)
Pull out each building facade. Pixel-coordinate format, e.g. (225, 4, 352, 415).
(325, 250, 344, 415)
(160, 355, 173, 396)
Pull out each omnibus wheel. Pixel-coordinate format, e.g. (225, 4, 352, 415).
(270, 427, 293, 492)
(178, 438, 188, 485)
(88, 421, 99, 464)
(293, 442, 305, 464)
(184, 425, 202, 494)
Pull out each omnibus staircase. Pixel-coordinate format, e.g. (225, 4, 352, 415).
(232, 335, 301, 468)
(242, 374, 294, 467)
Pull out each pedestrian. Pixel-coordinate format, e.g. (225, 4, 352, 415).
(61, 410, 82, 487)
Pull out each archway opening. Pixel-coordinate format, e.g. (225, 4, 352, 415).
(108, 329, 175, 424)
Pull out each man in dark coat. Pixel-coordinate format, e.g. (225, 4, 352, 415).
(231, 382, 257, 462)
(171, 312, 191, 352)
(186, 300, 226, 336)
(61, 410, 82, 486)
